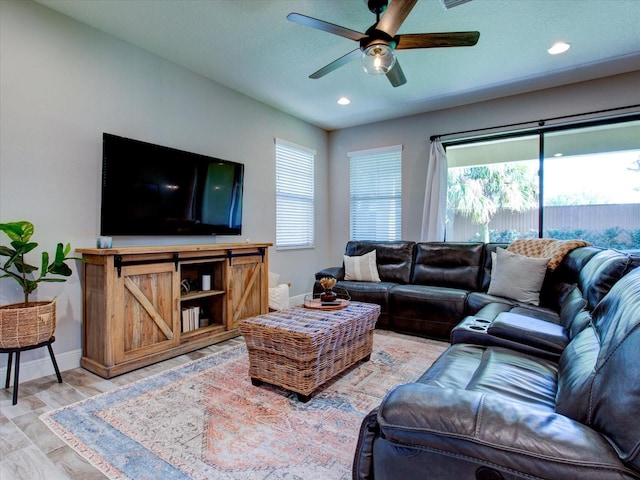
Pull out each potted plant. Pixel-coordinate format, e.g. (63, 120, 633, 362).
(0, 220, 79, 348)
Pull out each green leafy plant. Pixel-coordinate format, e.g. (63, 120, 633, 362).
(0, 221, 80, 307)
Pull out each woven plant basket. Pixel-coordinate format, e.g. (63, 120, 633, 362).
(0, 299, 56, 349)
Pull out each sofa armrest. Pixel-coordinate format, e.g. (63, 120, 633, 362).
(376, 383, 631, 479)
(353, 407, 379, 480)
(315, 266, 344, 281)
(487, 312, 569, 354)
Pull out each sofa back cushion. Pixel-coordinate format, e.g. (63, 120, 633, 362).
(555, 322, 598, 423)
(557, 267, 640, 470)
(559, 286, 589, 336)
(589, 267, 640, 471)
(553, 246, 601, 284)
(579, 249, 634, 310)
(344, 241, 415, 284)
(411, 242, 484, 290)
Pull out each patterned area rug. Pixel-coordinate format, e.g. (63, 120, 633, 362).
(40, 331, 448, 480)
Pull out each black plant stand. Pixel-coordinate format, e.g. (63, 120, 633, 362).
(1, 336, 62, 405)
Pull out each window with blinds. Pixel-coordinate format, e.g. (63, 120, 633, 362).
(349, 145, 402, 241)
(275, 138, 315, 249)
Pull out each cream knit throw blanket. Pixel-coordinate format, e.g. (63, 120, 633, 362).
(507, 239, 592, 271)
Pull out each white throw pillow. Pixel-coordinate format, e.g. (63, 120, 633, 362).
(344, 250, 381, 282)
(488, 247, 549, 305)
(268, 283, 289, 310)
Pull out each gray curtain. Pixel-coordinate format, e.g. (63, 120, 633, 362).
(420, 140, 448, 241)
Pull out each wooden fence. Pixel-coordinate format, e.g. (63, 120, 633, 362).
(448, 203, 640, 247)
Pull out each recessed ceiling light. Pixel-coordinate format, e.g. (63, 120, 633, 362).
(553, 152, 563, 157)
(337, 97, 351, 106)
(548, 42, 571, 55)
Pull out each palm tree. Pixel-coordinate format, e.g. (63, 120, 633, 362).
(447, 164, 538, 242)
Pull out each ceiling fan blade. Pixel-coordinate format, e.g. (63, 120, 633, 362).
(396, 31, 480, 49)
(376, 0, 418, 37)
(287, 13, 366, 42)
(386, 60, 407, 87)
(440, 0, 475, 9)
(309, 48, 361, 79)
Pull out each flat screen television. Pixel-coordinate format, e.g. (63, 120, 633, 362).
(100, 133, 244, 236)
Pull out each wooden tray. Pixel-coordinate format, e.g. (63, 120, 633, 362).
(303, 298, 350, 310)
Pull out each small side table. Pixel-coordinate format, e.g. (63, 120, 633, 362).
(1, 336, 62, 405)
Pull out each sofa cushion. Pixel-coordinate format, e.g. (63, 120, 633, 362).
(579, 249, 634, 310)
(335, 280, 396, 312)
(411, 242, 484, 290)
(344, 241, 415, 284)
(390, 285, 468, 339)
(559, 286, 590, 336)
(487, 248, 549, 305)
(344, 249, 381, 282)
(553, 246, 603, 285)
(555, 326, 598, 423)
(555, 267, 640, 471)
(588, 267, 640, 471)
(417, 343, 559, 409)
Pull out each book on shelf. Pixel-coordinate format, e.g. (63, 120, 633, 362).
(181, 306, 201, 333)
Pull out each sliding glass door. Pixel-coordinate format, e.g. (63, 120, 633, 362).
(445, 116, 640, 248)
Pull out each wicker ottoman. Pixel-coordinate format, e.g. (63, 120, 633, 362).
(239, 301, 380, 402)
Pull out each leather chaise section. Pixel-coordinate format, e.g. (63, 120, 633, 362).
(353, 267, 640, 479)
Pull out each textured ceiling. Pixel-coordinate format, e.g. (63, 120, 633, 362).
(36, 0, 640, 131)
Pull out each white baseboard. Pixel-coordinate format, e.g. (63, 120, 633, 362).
(0, 348, 82, 384)
(289, 292, 308, 307)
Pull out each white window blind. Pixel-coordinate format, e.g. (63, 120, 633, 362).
(275, 138, 315, 249)
(349, 145, 402, 241)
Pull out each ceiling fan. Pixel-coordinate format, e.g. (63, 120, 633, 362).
(287, 0, 479, 87)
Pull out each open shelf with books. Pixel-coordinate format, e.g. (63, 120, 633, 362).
(179, 259, 226, 336)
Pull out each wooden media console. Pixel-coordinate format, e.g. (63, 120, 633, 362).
(77, 243, 270, 378)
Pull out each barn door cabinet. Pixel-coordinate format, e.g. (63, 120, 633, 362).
(77, 243, 270, 378)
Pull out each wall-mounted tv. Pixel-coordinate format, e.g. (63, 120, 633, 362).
(100, 133, 244, 236)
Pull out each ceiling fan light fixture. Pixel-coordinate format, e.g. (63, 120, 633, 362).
(361, 43, 396, 75)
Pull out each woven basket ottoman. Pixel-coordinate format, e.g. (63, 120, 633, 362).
(239, 301, 380, 402)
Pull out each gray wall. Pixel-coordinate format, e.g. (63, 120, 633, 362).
(327, 71, 640, 265)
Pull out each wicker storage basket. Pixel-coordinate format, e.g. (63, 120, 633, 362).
(0, 299, 56, 349)
(240, 302, 380, 397)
